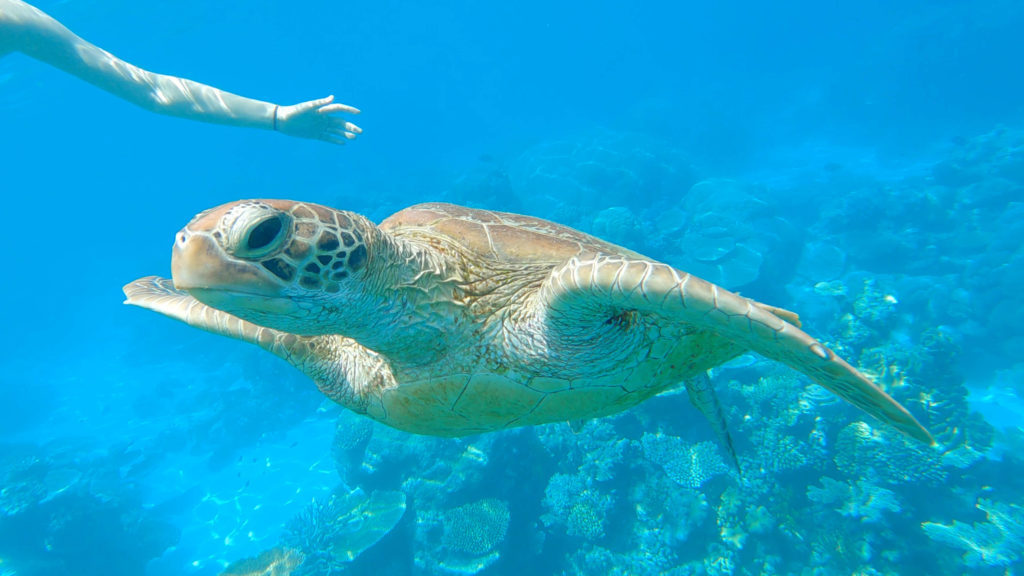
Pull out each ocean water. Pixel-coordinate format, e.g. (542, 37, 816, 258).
(1, 0, 1023, 574)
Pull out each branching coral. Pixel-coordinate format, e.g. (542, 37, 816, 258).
(834, 421, 945, 486)
(282, 487, 406, 573)
(809, 528, 875, 573)
(704, 543, 737, 576)
(743, 428, 809, 475)
(838, 312, 875, 349)
(735, 369, 813, 434)
(904, 329, 992, 450)
(411, 494, 511, 576)
(442, 498, 510, 556)
(331, 412, 375, 480)
(535, 418, 633, 482)
(641, 433, 728, 488)
(714, 487, 776, 550)
(807, 477, 900, 523)
(631, 473, 709, 545)
(397, 435, 497, 510)
(219, 547, 304, 576)
(922, 498, 1024, 567)
(852, 279, 899, 327)
(565, 542, 692, 576)
(565, 545, 621, 576)
(858, 328, 991, 454)
(715, 487, 748, 550)
(542, 472, 613, 540)
(542, 472, 585, 515)
(567, 498, 608, 540)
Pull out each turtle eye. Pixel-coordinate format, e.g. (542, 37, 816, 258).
(236, 213, 288, 259)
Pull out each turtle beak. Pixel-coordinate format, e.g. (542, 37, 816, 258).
(171, 229, 284, 299)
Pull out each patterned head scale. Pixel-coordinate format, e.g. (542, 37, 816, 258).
(216, 200, 368, 292)
(173, 199, 372, 297)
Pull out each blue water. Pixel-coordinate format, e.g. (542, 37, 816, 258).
(2, 0, 1023, 574)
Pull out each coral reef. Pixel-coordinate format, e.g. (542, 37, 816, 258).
(407, 497, 513, 576)
(219, 547, 305, 576)
(507, 131, 697, 227)
(673, 179, 774, 288)
(591, 206, 646, 249)
(734, 369, 806, 428)
(282, 487, 406, 573)
(704, 543, 737, 576)
(630, 471, 709, 544)
(833, 421, 945, 486)
(542, 472, 613, 540)
(330, 411, 374, 481)
(715, 487, 749, 550)
(922, 498, 1024, 567)
(807, 477, 901, 523)
(0, 488, 179, 576)
(535, 418, 633, 482)
(932, 127, 1024, 189)
(441, 498, 510, 556)
(17, 125, 1024, 576)
(851, 278, 900, 327)
(0, 445, 84, 518)
(398, 436, 496, 510)
(743, 427, 810, 475)
(903, 328, 993, 450)
(0, 454, 52, 517)
(641, 433, 729, 489)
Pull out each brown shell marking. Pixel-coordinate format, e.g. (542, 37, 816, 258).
(379, 202, 648, 264)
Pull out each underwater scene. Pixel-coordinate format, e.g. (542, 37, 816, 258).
(1, 0, 1023, 575)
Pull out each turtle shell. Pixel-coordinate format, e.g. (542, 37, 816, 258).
(380, 203, 647, 264)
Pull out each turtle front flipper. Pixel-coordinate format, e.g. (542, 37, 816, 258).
(537, 256, 935, 445)
(124, 276, 392, 416)
(124, 276, 287, 351)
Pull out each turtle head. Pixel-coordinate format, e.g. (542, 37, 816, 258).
(171, 199, 380, 335)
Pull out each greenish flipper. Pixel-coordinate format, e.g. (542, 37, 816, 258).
(685, 371, 741, 472)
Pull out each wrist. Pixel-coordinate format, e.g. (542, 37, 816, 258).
(272, 105, 280, 131)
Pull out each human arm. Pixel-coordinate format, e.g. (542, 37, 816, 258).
(0, 0, 361, 143)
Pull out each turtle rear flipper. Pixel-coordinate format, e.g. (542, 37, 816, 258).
(538, 256, 935, 446)
(685, 372, 741, 473)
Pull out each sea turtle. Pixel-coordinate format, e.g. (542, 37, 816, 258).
(124, 200, 934, 451)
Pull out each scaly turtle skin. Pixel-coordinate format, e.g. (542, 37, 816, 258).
(124, 200, 934, 446)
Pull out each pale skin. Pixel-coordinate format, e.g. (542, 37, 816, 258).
(0, 0, 362, 144)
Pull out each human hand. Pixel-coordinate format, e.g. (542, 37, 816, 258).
(274, 95, 362, 145)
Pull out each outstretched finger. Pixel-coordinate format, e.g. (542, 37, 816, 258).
(299, 95, 335, 111)
(323, 118, 362, 134)
(318, 102, 361, 115)
(327, 127, 358, 141)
